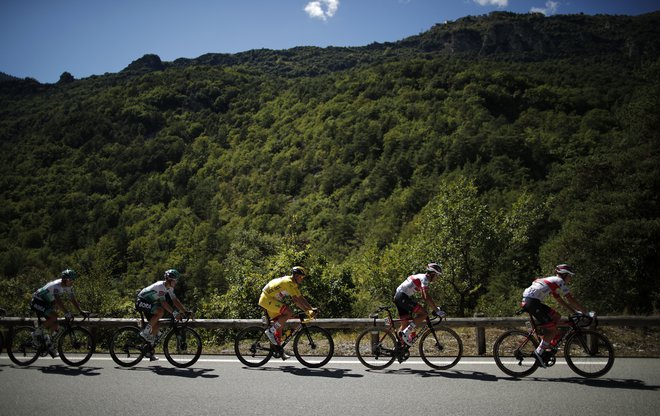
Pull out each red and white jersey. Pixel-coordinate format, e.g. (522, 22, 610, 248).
(523, 275, 570, 301)
(396, 273, 430, 297)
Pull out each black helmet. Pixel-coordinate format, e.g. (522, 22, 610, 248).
(291, 266, 307, 276)
(61, 269, 77, 280)
(426, 263, 442, 275)
(555, 264, 575, 276)
(164, 269, 181, 280)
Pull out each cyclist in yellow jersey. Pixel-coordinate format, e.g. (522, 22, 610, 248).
(259, 266, 316, 345)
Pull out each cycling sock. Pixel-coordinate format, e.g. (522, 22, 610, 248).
(535, 340, 550, 354)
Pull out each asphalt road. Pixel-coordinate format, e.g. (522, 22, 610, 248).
(1, 355, 659, 416)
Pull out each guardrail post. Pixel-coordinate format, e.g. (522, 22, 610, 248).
(474, 312, 486, 355)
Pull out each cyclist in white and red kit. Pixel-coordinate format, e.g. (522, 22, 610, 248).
(521, 264, 591, 366)
(394, 263, 446, 346)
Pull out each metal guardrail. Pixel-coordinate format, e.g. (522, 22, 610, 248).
(2, 315, 658, 355)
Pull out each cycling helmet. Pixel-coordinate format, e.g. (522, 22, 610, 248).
(164, 269, 181, 280)
(61, 269, 77, 280)
(555, 264, 575, 276)
(292, 266, 307, 276)
(426, 263, 442, 275)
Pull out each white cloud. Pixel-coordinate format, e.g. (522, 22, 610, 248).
(531, 1, 560, 15)
(304, 0, 340, 21)
(473, 0, 508, 7)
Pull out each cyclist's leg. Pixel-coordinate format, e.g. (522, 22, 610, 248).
(523, 299, 559, 357)
(394, 292, 413, 332)
(259, 295, 292, 344)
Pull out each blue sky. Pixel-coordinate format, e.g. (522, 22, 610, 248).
(1, 0, 658, 83)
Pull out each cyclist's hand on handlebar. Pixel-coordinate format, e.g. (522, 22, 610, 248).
(306, 309, 317, 319)
(80, 310, 90, 319)
(64, 311, 74, 320)
(433, 307, 447, 317)
(588, 311, 596, 318)
(173, 310, 183, 321)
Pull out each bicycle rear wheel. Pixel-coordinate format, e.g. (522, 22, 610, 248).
(493, 329, 540, 377)
(293, 325, 334, 368)
(419, 326, 463, 370)
(58, 326, 95, 366)
(234, 326, 273, 367)
(109, 326, 145, 367)
(355, 328, 398, 370)
(7, 326, 40, 366)
(564, 330, 614, 378)
(164, 326, 202, 368)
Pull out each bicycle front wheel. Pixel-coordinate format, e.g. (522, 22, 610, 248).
(58, 326, 95, 366)
(355, 328, 398, 370)
(564, 330, 614, 378)
(164, 326, 202, 368)
(109, 326, 145, 367)
(7, 326, 40, 366)
(293, 325, 334, 368)
(234, 326, 273, 367)
(493, 329, 540, 377)
(419, 326, 463, 370)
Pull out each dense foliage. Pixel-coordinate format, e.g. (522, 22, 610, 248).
(1, 12, 658, 318)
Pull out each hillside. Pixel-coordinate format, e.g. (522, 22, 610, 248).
(0, 11, 658, 319)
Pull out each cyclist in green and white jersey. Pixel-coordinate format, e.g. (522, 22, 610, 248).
(30, 269, 89, 355)
(135, 269, 190, 346)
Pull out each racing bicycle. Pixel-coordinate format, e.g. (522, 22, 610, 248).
(7, 313, 95, 366)
(493, 310, 615, 378)
(234, 309, 334, 368)
(109, 310, 202, 368)
(355, 306, 463, 370)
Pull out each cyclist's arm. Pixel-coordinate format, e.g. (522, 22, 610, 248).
(69, 295, 85, 314)
(563, 293, 586, 314)
(53, 295, 68, 314)
(172, 297, 188, 315)
(421, 288, 439, 312)
(291, 295, 314, 313)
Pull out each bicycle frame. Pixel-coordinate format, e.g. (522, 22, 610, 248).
(519, 311, 595, 365)
(370, 306, 442, 360)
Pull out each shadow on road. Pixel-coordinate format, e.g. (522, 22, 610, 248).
(118, 365, 219, 378)
(522, 376, 660, 391)
(4, 364, 103, 376)
(379, 368, 498, 381)
(245, 365, 363, 378)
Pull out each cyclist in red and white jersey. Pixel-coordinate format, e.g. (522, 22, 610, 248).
(521, 264, 590, 366)
(394, 263, 446, 346)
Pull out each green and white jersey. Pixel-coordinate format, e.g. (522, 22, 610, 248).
(137, 280, 176, 304)
(33, 279, 73, 304)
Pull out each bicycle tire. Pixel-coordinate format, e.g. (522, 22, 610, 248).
(355, 327, 398, 370)
(493, 329, 540, 377)
(109, 326, 145, 367)
(7, 326, 40, 366)
(163, 326, 202, 368)
(58, 326, 95, 366)
(564, 329, 614, 378)
(419, 326, 463, 370)
(293, 325, 334, 368)
(234, 326, 273, 367)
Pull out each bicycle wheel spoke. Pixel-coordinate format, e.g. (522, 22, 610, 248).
(419, 327, 463, 370)
(109, 326, 144, 367)
(8, 327, 40, 366)
(564, 330, 614, 378)
(58, 327, 95, 366)
(235, 326, 273, 367)
(293, 326, 334, 368)
(493, 329, 539, 377)
(355, 328, 397, 370)
(164, 327, 202, 368)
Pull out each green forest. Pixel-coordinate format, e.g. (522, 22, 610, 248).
(1, 11, 659, 319)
